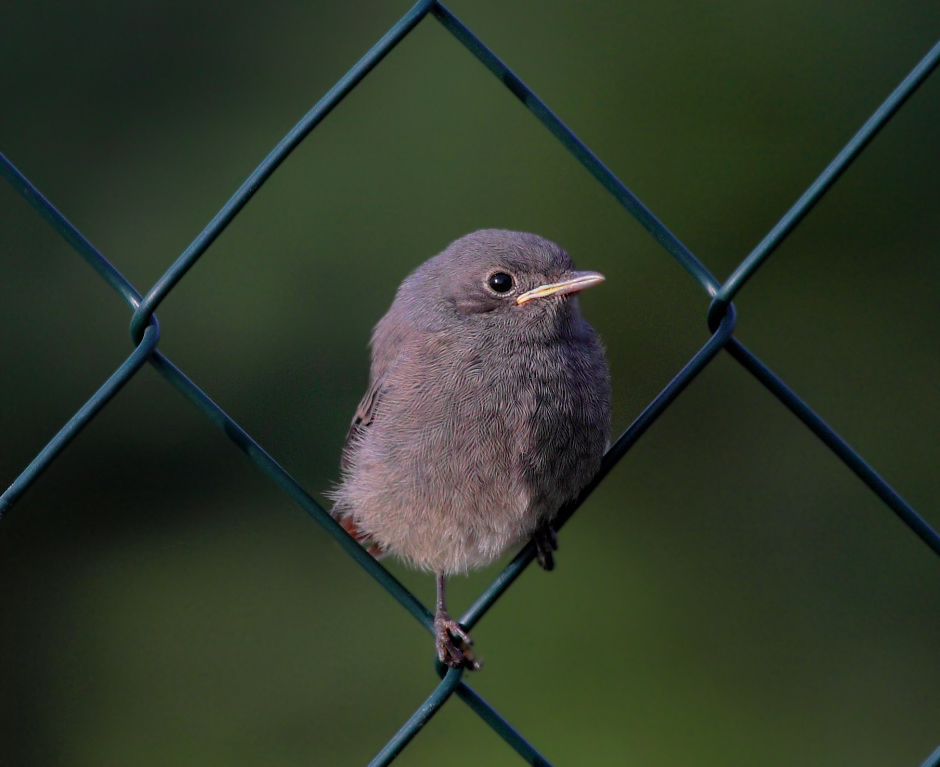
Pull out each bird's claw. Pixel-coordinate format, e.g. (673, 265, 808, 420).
(533, 523, 558, 571)
(435, 614, 480, 670)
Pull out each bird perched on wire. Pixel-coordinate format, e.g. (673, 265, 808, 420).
(330, 229, 610, 669)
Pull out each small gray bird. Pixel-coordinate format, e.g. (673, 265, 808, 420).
(331, 230, 610, 669)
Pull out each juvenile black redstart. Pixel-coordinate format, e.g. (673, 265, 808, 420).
(331, 229, 611, 669)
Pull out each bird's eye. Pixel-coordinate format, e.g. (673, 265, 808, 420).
(487, 272, 514, 294)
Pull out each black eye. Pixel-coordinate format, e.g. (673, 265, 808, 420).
(487, 272, 514, 294)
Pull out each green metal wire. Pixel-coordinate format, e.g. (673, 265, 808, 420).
(367, 668, 466, 767)
(707, 39, 940, 329)
(920, 744, 940, 767)
(726, 338, 940, 557)
(127, 0, 438, 345)
(0, 154, 141, 310)
(1, 1, 939, 764)
(0, 152, 435, 631)
(0, 319, 159, 516)
(431, 2, 720, 298)
(453, 681, 554, 767)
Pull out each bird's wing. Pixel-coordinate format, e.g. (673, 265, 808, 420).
(341, 303, 407, 471)
(340, 375, 384, 471)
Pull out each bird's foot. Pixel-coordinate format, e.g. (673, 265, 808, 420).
(532, 523, 558, 571)
(434, 612, 480, 670)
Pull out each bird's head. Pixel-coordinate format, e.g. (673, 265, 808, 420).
(404, 230, 604, 330)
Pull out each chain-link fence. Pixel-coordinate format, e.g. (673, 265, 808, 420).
(2, 2, 939, 764)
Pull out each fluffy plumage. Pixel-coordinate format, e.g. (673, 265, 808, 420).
(330, 229, 611, 666)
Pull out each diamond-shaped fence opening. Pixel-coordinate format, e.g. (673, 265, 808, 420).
(2, 2, 939, 764)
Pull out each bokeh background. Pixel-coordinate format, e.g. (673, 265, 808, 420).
(2, 1, 939, 765)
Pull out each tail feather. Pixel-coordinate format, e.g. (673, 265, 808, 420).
(338, 514, 386, 559)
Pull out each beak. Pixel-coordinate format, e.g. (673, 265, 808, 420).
(516, 270, 605, 305)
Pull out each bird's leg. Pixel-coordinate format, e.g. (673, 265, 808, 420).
(433, 572, 479, 670)
(532, 522, 558, 571)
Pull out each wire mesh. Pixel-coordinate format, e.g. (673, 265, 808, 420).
(2, 2, 939, 764)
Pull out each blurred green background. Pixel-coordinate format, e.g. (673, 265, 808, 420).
(1, 1, 939, 765)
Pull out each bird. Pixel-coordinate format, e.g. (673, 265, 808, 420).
(330, 229, 611, 669)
